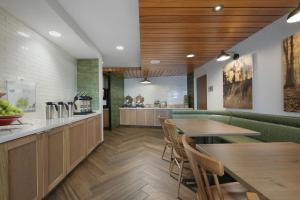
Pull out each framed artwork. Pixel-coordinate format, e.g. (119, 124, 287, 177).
(283, 32, 300, 112)
(223, 54, 253, 109)
(6, 80, 36, 112)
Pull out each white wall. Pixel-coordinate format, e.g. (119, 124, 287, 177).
(0, 8, 77, 118)
(124, 76, 187, 105)
(194, 14, 300, 117)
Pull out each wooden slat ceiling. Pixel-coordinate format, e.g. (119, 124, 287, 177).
(103, 67, 142, 78)
(139, 0, 298, 77)
(103, 66, 186, 78)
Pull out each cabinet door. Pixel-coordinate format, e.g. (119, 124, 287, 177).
(95, 115, 103, 144)
(86, 115, 103, 155)
(43, 127, 66, 194)
(136, 109, 146, 125)
(67, 120, 86, 172)
(145, 109, 155, 126)
(128, 109, 137, 125)
(120, 109, 136, 125)
(103, 109, 109, 128)
(136, 109, 155, 126)
(120, 109, 127, 125)
(0, 135, 42, 200)
(86, 117, 96, 155)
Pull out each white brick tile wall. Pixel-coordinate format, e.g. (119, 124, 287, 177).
(0, 8, 77, 119)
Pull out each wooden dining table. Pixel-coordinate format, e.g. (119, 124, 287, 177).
(169, 118, 259, 138)
(197, 142, 300, 200)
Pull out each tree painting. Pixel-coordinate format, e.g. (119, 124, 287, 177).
(223, 54, 253, 109)
(283, 32, 300, 112)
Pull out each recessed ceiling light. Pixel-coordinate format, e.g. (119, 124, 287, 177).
(150, 60, 160, 65)
(186, 54, 195, 58)
(287, 3, 300, 23)
(48, 31, 62, 38)
(213, 5, 224, 12)
(116, 45, 125, 51)
(21, 46, 29, 51)
(17, 31, 30, 38)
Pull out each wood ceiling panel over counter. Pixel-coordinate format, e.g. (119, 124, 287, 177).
(139, 0, 298, 76)
(103, 66, 187, 78)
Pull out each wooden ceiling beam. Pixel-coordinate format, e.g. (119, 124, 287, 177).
(140, 7, 292, 16)
(140, 15, 281, 23)
(139, 0, 298, 8)
(140, 37, 246, 42)
(141, 32, 254, 38)
(140, 22, 272, 28)
(141, 27, 261, 34)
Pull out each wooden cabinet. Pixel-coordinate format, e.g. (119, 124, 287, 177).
(95, 115, 103, 144)
(136, 109, 154, 126)
(120, 109, 137, 125)
(86, 117, 96, 154)
(0, 114, 103, 200)
(86, 116, 102, 154)
(67, 120, 87, 173)
(120, 108, 171, 126)
(0, 135, 42, 200)
(120, 109, 126, 125)
(145, 109, 155, 126)
(136, 109, 146, 125)
(103, 109, 109, 128)
(43, 126, 66, 194)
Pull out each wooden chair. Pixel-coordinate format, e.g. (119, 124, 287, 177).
(164, 120, 195, 198)
(159, 117, 173, 161)
(246, 193, 260, 200)
(181, 134, 260, 200)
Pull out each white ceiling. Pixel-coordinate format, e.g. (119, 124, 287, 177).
(0, 0, 141, 67)
(57, 0, 141, 67)
(0, 0, 100, 59)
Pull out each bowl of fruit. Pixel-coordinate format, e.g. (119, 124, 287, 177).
(0, 99, 23, 126)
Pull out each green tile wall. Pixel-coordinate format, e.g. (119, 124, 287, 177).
(187, 72, 194, 108)
(110, 74, 124, 128)
(77, 59, 99, 110)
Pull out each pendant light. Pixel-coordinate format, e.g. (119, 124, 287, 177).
(140, 68, 151, 84)
(140, 77, 151, 84)
(216, 50, 239, 62)
(287, 3, 300, 23)
(216, 51, 231, 62)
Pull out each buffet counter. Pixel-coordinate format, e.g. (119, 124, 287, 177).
(119, 107, 192, 126)
(0, 112, 103, 199)
(0, 112, 102, 144)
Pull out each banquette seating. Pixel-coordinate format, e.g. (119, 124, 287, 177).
(171, 110, 300, 144)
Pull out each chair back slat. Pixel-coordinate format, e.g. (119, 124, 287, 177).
(164, 120, 186, 159)
(158, 117, 170, 141)
(182, 135, 225, 200)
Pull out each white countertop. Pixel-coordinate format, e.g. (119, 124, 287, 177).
(119, 107, 193, 110)
(0, 112, 101, 144)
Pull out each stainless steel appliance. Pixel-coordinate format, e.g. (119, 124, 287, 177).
(160, 101, 168, 108)
(67, 102, 74, 117)
(74, 94, 93, 115)
(46, 102, 58, 120)
(57, 102, 69, 118)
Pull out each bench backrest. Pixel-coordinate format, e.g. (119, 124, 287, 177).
(172, 110, 300, 143)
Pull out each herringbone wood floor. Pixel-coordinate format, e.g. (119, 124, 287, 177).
(46, 127, 195, 200)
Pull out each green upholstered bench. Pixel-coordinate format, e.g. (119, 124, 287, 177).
(218, 136, 263, 143)
(171, 110, 300, 144)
